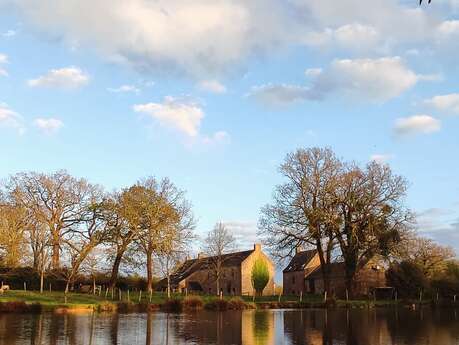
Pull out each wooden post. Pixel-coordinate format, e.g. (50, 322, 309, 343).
(419, 290, 422, 303)
(346, 289, 349, 302)
(98, 286, 101, 296)
(111, 288, 114, 300)
(185, 288, 188, 297)
(395, 290, 398, 302)
(149, 290, 152, 303)
(436, 292, 439, 302)
(454, 295, 457, 303)
(220, 290, 223, 301)
(127, 289, 130, 302)
(324, 291, 327, 303)
(105, 287, 109, 299)
(119, 289, 122, 301)
(49, 283, 52, 292)
(139, 290, 142, 303)
(300, 291, 303, 303)
(24, 282, 27, 291)
(64, 292, 67, 304)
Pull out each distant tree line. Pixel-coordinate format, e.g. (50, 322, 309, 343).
(0, 171, 195, 293)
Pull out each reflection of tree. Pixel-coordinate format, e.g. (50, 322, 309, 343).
(252, 311, 270, 345)
(109, 313, 119, 345)
(145, 312, 152, 345)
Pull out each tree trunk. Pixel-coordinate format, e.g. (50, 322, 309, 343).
(40, 267, 44, 293)
(51, 233, 60, 269)
(146, 248, 154, 293)
(93, 275, 96, 295)
(109, 251, 124, 289)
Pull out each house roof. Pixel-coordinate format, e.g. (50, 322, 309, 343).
(306, 262, 347, 280)
(283, 250, 318, 273)
(155, 249, 254, 289)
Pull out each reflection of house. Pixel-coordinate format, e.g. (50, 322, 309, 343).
(283, 249, 386, 297)
(156, 244, 275, 296)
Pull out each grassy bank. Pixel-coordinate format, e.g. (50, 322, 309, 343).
(1, 290, 456, 313)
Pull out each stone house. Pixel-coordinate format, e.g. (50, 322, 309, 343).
(156, 244, 275, 296)
(283, 249, 386, 297)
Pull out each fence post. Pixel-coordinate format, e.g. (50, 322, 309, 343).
(300, 291, 303, 303)
(395, 290, 398, 302)
(149, 290, 152, 303)
(419, 290, 422, 303)
(119, 289, 122, 301)
(346, 289, 349, 302)
(127, 289, 130, 302)
(324, 291, 327, 303)
(138, 290, 142, 303)
(454, 295, 457, 303)
(49, 283, 52, 292)
(24, 282, 27, 291)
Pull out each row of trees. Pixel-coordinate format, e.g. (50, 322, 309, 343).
(0, 171, 195, 293)
(259, 147, 456, 297)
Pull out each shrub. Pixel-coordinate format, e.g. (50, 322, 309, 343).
(204, 299, 228, 311)
(227, 297, 252, 310)
(387, 261, 429, 298)
(161, 298, 183, 312)
(182, 296, 203, 310)
(96, 302, 117, 312)
(251, 259, 269, 296)
(0, 301, 41, 313)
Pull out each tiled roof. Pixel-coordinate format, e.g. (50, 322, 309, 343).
(282, 250, 317, 273)
(307, 262, 346, 280)
(155, 249, 254, 289)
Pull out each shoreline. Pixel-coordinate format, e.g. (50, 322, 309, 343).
(1, 290, 458, 314)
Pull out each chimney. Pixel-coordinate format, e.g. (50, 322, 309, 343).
(295, 246, 303, 254)
(197, 252, 207, 260)
(254, 243, 261, 252)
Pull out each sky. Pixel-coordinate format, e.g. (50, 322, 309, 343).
(1, 0, 459, 262)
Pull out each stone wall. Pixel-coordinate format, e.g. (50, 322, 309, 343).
(240, 245, 275, 296)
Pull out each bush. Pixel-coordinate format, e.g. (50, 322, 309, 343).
(204, 299, 228, 311)
(387, 261, 429, 298)
(161, 298, 183, 312)
(182, 296, 203, 310)
(227, 297, 253, 310)
(251, 259, 270, 296)
(0, 301, 41, 313)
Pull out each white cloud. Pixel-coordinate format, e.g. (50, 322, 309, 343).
(202, 130, 230, 145)
(316, 57, 420, 101)
(424, 93, 459, 115)
(305, 68, 322, 77)
(223, 221, 259, 247)
(250, 57, 427, 106)
(7, 0, 292, 77)
(0, 53, 8, 76)
(370, 154, 393, 164)
(34, 117, 64, 134)
(197, 80, 227, 94)
(2, 29, 16, 38)
(304, 23, 384, 53)
(107, 84, 140, 93)
(28, 67, 89, 89)
(247, 84, 315, 106)
(0, 103, 25, 134)
(134, 96, 204, 137)
(394, 115, 441, 137)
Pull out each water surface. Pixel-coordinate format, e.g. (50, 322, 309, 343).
(0, 308, 458, 345)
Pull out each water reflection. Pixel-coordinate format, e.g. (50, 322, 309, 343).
(0, 308, 458, 345)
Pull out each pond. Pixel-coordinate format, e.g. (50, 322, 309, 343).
(0, 308, 458, 345)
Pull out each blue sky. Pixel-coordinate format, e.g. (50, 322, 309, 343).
(1, 0, 459, 258)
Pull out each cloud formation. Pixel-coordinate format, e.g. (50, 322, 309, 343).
(0, 53, 8, 76)
(197, 80, 227, 94)
(394, 115, 441, 137)
(107, 85, 140, 94)
(370, 154, 393, 164)
(34, 117, 64, 134)
(7, 0, 292, 78)
(250, 57, 427, 105)
(0, 103, 25, 134)
(424, 93, 459, 115)
(134, 96, 204, 137)
(28, 67, 89, 89)
(202, 130, 230, 145)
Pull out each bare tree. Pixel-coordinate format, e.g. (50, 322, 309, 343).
(6, 171, 97, 269)
(259, 148, 342, 295)
(334, 161, 412, 296)
(394, 235, 455, 278)
(135, 177, 195, 293)
(202, 222, 236, 294)
(61, 190, 111, 293)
